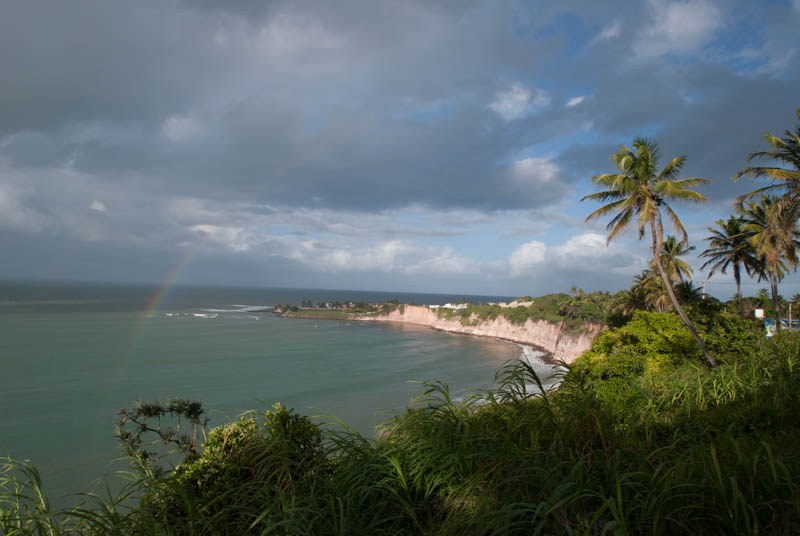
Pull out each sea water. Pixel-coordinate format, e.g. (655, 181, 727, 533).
(0, 281, 554, 503)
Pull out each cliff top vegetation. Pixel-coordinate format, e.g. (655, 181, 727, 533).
(434, 290, 621, 333)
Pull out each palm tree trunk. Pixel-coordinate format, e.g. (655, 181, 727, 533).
(654, 261, 718, 367)
(653, 215, 718, 367)
(734, 264, 743, 319)
(771, 271, 782, 331)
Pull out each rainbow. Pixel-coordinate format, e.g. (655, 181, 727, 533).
(127, 237, 208, 353)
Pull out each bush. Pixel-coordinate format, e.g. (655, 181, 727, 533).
(153, 403, 325, 525)
(578, 311, 699, 377)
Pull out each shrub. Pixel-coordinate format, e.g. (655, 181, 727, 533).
(150, 403, 325, 527)
(578, 311, 699, 378)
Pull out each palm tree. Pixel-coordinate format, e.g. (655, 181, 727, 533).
(660, 235, 695, 283)
(631, 269, 666, 312)
(616, 288, 648, 316)
(734, 108, 800, 208)
(739, 196, 799, 330)
(674, 280, 703, 305)
(700, 216, 765, 318)
(615, 271, 658, 316)
(582, 138, 717, 367)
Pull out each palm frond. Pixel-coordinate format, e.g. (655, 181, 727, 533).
(606, 208, 633, 244)
(663, 204, 688, 243)
(656, 156, 686, 181)
(584, 199, 627, 222)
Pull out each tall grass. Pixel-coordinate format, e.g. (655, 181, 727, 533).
(3, 330, 800, 534)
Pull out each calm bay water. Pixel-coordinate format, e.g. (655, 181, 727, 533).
(0, 281, 520, 502)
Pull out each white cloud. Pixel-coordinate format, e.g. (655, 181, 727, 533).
(0, 181, 46, 231)
(509, 240, 547, 276)
(566, 96, 585, 107)
(295, 240, 417, 273)
(511, 156, 560, 185)
(89, 200, 107, 212)
(162, 115, 206, 142)
(286, 238, 481, 277)
(550, 232, 609, 261)
(594, 21, 621, 43)
(489, 83, 549, 121)
(508, 233, 647, 279)
(406, 248, 478, 275)
(635, 0, 722, 58)
(190, 224, 264, 252)
(255, 14, 348, 58)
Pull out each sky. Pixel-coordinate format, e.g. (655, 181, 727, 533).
(1, 0, 798, 298)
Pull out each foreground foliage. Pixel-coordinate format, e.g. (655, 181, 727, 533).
(2, 314, 800, 535)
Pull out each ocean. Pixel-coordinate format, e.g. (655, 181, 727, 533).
(0, 280, 533, 503)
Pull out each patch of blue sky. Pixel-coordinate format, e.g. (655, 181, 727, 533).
(678, 89, 705, 105)
(264, 226, 308, 237)
(614, 121, 666, 142)
(562, 199, 602, 233)
(704, 10, 768, 74)
(508, 3, 538, 41)
(510, 7, 594, 56)
(296, 109, 326, 136)
(712, 11, 764, 55)
(531, 223, 584, 246)
(502, 119, 667, 173)
(512, 129, 601, 163)
(532, 13, 594, 58)
(389, 99, 455, 124)
(428, 227, 521, 259)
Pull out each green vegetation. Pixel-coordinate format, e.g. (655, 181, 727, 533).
(739, 196, 799, 330)
(700, 216, 765, 318)
(435, 292, 619, 333)
(582, 137, 716, 366)
(3, 312, 800, 535)
(280, 308, 360, 320)
(729, 108, 800, 331)
(734, 107, 800, 205)
(277, 300, 400, 320)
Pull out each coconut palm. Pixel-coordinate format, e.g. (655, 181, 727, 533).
(631, 269, 667, 312)
(674, 280, 703, 305)
(614, 271, 659, 316)
(627, 241, 693, 312)
(739, 196, 800, 330)
(734, 108, 800, 208)
(582, 137, 717, 366)
(660, 235, 695, 283)
(700, 216, 765, 318)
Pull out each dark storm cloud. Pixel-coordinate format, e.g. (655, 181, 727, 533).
(0, 0, 798, 292)
(1, 0, 571, 210)
(0, 1, 231, 135)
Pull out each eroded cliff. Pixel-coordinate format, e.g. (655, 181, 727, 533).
(357, 305, 603, 364)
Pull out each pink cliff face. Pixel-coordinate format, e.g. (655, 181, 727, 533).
(360, 306, 602, 364)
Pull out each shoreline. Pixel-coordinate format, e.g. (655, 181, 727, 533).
(381, 318, 560, 365)
(279, 305, 603, 364)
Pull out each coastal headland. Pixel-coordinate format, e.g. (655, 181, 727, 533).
(277, 300, 604, 363)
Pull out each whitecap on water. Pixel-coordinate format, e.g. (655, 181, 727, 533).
(518, 345, 567, 395)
